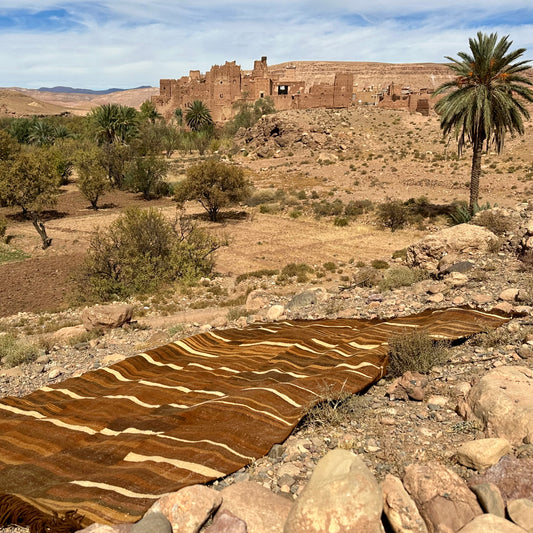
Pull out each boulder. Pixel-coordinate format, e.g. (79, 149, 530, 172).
(382, 474, 428, 533)
(470, 483, 505, 517)
(219, 481, 292, 533)
(147, 485, 222, 533)
(507, 498, 533, 532)
(246, 290, 271, 312)
(51, 324, 87, 344)
(469, 456, 533, 504)
(457, 514, 527, 532)
(81, 304, 134, 331)
(284, 449, 382, 533)
(455, 438, 512, 471)
(204, 510, 248, 533)
(406, 224, 498, 271)
(403, 462, 482, 532)
(131, 512, 171, 533)
(79, 525, 132, 533)
(387, 372, 429, 402)
(465, 366, 533, 446)
(266, 305, 285, 321)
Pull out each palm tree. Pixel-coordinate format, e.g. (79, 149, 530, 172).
(89, 104, 139, 144)
(434, 32, 533, 213)
(140, 100, 163, 124)
(185, 100, 213, 132)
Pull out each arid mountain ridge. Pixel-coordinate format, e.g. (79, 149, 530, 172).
(2, 60, 532, 118)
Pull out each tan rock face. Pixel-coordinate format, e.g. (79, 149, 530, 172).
(284, 449, 382, 533)
(403, 462, 482, 533)
(382, 474, 428, 533)
(51, 324, 87, 344)
(466, 366, 533, 446)
(455, 438, 512, 471)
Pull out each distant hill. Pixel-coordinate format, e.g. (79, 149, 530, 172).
(37, 86, 152, 95)
(0, 89, 70, 117)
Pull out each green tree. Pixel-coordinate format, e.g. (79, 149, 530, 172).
(174, 108, 184, 127)
(175, 159, 251, 222)
(124, 155, 170, 200)
(0, 129, 20, 161)
(253, 96, 276, 119)
(74, 145, 109, 209)
(434, 32, 533, 213)
(139, 100, 163, 124)
(8, 118, 32, 144)
(0, 148, 60, 248)
(185, 100, 214, 132)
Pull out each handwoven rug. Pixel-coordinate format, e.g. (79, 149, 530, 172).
(0, 307, 510, 531)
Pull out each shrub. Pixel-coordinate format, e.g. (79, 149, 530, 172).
(175, 159, 251, 222)
(75, 207, 225, 301)
(472, 210, 513, 235)
(312, 199, 344, 218)
(371, 259, 389, 270)
(344, 199, 374, 217)
(387, 330, 450, 377)
(236, 269, 279, 283)
(379, 267, 429, 291)
(124, 155, 170, 200)
(353, 266, 383, 287)
(334, 216, 349, 227)
(377, 201, 407, 231)
(0, 333, 39, 368)
(278, 263, 314, 283)
(323, 261, 337, 272)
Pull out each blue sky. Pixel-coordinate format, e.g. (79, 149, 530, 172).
(1, 1, 532, 90)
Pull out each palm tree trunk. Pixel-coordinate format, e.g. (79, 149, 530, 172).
(469, 139, 483, 215)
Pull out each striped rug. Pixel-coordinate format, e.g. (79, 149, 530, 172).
(0, 307, 510, 531)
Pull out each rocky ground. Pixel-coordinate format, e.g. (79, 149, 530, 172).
(1, 204, 533, 532)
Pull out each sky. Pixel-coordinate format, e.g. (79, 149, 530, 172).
(1, 1, 532, 90)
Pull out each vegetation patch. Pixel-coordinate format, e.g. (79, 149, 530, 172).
(387, 330, 450, 377)
(0, 333, 39, 368)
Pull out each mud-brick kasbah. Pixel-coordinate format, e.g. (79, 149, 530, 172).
(152, 56, 454, 122)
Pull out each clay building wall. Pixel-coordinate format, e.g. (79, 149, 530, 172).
(153, 57, 436, 122)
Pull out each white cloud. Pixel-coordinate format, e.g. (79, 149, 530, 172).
(0, 1, 531, 88)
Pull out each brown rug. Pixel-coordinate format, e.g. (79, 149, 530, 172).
(0, 307, 510, 530)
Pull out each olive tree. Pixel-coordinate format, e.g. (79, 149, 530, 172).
(0, 148, 60, 248)
(175, 159, 250, 222)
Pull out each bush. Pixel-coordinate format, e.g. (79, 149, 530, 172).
(378, 267, 429, 291)
(377, 201, 408, 231)
(124, 155, 170, 200)
(353, 266, 383, 287)
(387, 330, 449, 377)
(175, 159, 251, 222)
(75, 207, 224, 301)
(344, 199, 374, 217)
(278, 263, 314, 283)
(334, 216, 349, 227)
(472, 210, 513, 235)
(371, 259, 389, 270)
(312, 199, 344, 218)
(0, 333, 39, 368)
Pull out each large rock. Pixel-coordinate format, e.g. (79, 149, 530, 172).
(51, 324, 87, 344)
(507, 499, 533, 532)
(131, 512, 171, 533)
(81, 304, 134, 331)
(468, 456, 533, 504)
(219, 481, 292, 533)
(147, 485, 222, 532)
(470, 483, 505, 517)
(403, 462, 482, 532)
(284, 449, 382, 533)
(457, 514, 527, 532)
(204, 510, 247, 533)
(455, 438, 512, 471)
(465, 366, 533, 446)
(246, 290, 271, 312)
(406, 224, 499, 271)
(382, 474, 428, 533)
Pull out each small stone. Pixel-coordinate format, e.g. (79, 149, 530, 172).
(453, 296, 466, 305)
(266, 305, 285, 321)
(473, 294, 493, 305)
(494, 302, 514, 314)
(101, 353, 125, 366)
(48, 367, 64, 379)
(456, 438, 512, 471)
(470, 483, 505, 517)
(499, 288, 519, 302)
(427, 293, 444, 303)
(507, 498, 533, 532)
(517, 345, 533, 359)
